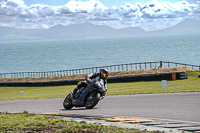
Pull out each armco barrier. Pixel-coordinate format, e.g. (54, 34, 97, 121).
(0, 71, 187, 87)
(0, 79, 81, 87)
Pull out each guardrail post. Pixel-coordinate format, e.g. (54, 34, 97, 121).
(131, 63, 133, 70)
(159, 61, 163, 68)
(145, 63, 147, 69)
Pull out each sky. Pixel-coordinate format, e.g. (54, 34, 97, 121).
(23, 0, 199, 7)
(0, 0, 199, 31)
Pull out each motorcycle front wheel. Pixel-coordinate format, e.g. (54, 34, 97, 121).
(63, 94, 74, 109)
(85, 92, 100, 109)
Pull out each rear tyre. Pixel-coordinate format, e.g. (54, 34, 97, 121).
(63, 94, 74, 109)
(85, 92, 100, 109)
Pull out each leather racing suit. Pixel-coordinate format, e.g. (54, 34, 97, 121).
(72, 72, 108, 96)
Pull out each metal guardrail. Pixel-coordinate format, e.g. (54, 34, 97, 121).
(161, 61, 200, 71)
(0, 61, 199, 78)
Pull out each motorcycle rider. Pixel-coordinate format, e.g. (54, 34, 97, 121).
(71, 68, 109, 98)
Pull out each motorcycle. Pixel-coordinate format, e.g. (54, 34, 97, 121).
(63, 79, 106, 109)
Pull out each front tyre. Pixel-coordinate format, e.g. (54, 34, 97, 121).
(85, 92, 100, 109)
(63, 94, 74, 109)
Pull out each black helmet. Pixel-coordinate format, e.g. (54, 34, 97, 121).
(100, 69, 109, 80)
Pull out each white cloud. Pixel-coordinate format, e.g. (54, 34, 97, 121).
(0, 0, 199, 31)
(63, 0, 107, 12)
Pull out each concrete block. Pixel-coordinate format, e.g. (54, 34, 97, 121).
(178, 126, 200, 132)
(154, 123, 198, 128)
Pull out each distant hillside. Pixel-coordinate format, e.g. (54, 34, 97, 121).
(149, 19, 200, 36)
(0, 19, 199, 43)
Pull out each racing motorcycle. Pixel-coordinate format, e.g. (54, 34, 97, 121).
(63, 79, 106, 109)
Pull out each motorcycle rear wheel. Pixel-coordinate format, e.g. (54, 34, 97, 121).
(63, 94, 74, 109)
(85, 92, 100, 109)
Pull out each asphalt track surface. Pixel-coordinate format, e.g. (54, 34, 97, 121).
(0, 92, 200, 123)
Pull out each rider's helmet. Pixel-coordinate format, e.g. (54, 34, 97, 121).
(100, 69, 109, 80)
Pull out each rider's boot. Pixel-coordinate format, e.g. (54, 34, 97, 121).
(72, 87, 78, 99)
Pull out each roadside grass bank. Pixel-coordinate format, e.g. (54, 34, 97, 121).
(0, 67, 196, 83)
(0, 113, 148, 133)
(0, 71, 199, 101)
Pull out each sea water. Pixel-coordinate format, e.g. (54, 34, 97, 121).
(0, 34, 200, 73)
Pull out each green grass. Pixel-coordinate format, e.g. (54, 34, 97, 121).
(0, 85, 76, 101)
(0, 71, 199, 101)
(0, 113, 144, 133)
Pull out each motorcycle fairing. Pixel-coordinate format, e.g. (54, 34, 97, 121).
(72, 79, 106, 107)
(72, 85, 93, 107)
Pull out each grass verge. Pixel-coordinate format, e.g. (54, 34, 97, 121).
(0, 71, 199, 101)
(0, 113, 153, 133)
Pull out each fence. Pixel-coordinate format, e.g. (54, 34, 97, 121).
(0, 61, 199, 79)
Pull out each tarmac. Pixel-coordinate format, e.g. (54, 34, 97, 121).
(1, 93, 200, 132)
